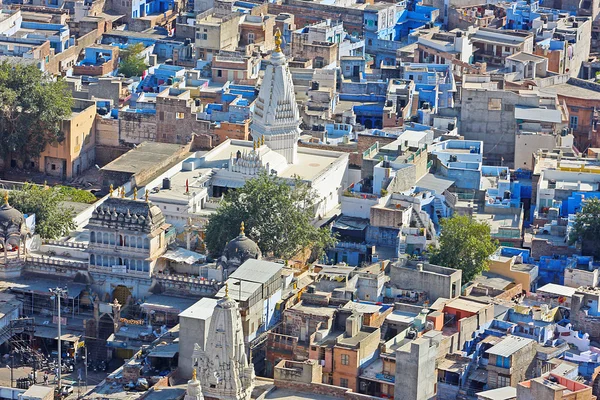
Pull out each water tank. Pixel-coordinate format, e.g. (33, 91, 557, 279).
(162, 178, 171, 190)
(97, 107, 108, 116)
(166, 77, 173, 85)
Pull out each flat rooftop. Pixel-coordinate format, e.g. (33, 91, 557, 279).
(543, 82, 600, 100)
(265, 388, 339, 400)
(200, 140, 345, 181)
(101, 142, 192, 174)
(291, 302, 337, 317)
(445, 297, 489, 313)
(472, 210, 521, 234)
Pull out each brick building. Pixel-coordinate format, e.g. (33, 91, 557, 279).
(485, 335, 536, 389)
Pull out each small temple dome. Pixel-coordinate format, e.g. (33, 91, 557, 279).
(223, 222, 261, 263)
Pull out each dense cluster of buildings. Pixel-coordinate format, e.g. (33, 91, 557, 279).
(2, 0, 600, 397)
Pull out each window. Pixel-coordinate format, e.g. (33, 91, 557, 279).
(341, 354, 349, 365)
(176, 112, 185, 119)
(495, 355, 510, 368)
(497, 375, 510, 387)
(217, 70, 222, 77)
(51, 164, 56, 170)
(570, 115, 578, 130)
(248, 32, 255, 44)
(488, 98, 502, 111)
(340, 378, 349, 388)
(504, 46, 510, 52)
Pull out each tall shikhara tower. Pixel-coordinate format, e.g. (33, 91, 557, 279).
(193, 285, 255, 400)
(250, 29, 301, 164)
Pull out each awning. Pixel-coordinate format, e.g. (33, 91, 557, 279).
(148, 343, 178, 358)
(333, 216, 369, 231)
(34, 326, 81, 342)
(141, 294, 198, 314)
(468, 369, 488, 383)
(211, 178, 245, 188)
(161, 248, 206, 265)
(6, 277, 88, 299)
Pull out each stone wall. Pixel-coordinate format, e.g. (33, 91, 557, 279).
(119, 112, 157, 145)
(530, 238, 576, 259)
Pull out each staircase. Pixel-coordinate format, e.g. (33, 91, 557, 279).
(434, 197, 445, 219)
(398, 233, 407, 254)
(411, 208, 426, 228)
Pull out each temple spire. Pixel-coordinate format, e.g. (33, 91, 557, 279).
(184, 366, 204, 400)
(240, 221, 245, 236)
(3, 192, 8, 206)
(250, 26, 300, 164)
(274, 28, 282, 53)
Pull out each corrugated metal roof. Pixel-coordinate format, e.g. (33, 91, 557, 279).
(333, 216, 369, 231)
(537, 283, 577, 298)
(416, 173, 455, 194)
(216, 279, 261, 301)
(229, 259, 283, 284)
(514, 106, 562, 123)
(477, 386, 517, 400)
(486, 335, 534, 357)
(161, 248, 206, 265)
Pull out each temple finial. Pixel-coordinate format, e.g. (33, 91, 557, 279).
(109, 184, 114, 197)
(120, 187, 125, 199)
(274, 29, 282, 53)
(145, 190, 149, 203)
(261, 135, 265, 146)
(192, 367, 197, 381)
(133, 187, 138, 200)
(253, 140, 257, 151)
(225, 282, 229, 298)
(3, 192, 8, 206)
(240, 221, 245, 236)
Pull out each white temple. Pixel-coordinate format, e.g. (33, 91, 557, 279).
(189, 285, 255, 400)
(163, 30, 349, 218)
(250, 30, 301, 164)
(184, 369, 204, 400)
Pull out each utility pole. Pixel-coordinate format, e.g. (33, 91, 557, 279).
(50, 287, 68, 393)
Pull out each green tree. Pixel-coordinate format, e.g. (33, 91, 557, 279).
(56, 185, 97, 204)
(5, 184, 76, 239)
(0, 62, 73, 162)
(429, 215, 498, 283)
(205, 173, 336, 260)
(568, 197, 600, 259)
(118, 43, 148, 78)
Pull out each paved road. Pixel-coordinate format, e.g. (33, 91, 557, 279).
(0, 363, 110, 397)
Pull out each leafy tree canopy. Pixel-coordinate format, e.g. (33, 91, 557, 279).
(118, 43, 148, 78)
(56, 185, 97, 204)
(5, 184, 76, 239)
(429, 215, 498, 283)
(205, 173, 336, 261)
(0, 62, 73, 161)
(568, 197, 600, 258)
